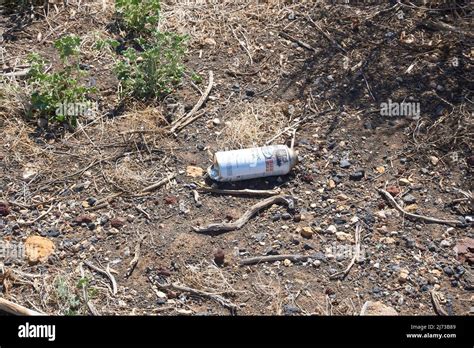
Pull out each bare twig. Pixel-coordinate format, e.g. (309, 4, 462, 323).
(378, 189, 464, 227)
(0, 297, 45, 315)
(424, 20, 473, 38)
(19, 205, 53, 226)
(329, 225, 361, 280)
(157, 282, 237, 313)
(431, 290, 449, 316)
(193, 195, 294, 234)
(125, 235, 145, 278)
(170, 70, 214, 133)
(2, 68, 30, 77)
(304, 16, 347, 54)
(140, 173, 177, 194)
(197, 186, 281, 197)
(279, 32, 317, 52)
(240, 254, 315, 266)
(84, 261, 118, 296)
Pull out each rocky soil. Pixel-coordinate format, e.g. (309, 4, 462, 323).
(0, 1, 472, 316)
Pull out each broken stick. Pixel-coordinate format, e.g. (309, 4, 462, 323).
(84, 261, 118, 296)
(193, 195, 294, 233)
(140, 173, 177, 194)
(157, 282, 237, 313)
(170, 70, 214, 133)
(126, 235, 145, 278)
(378, 189, 464, 227)
(197, 186, 281, 197)
(0, 297, 45, 316)
(329, 224, 361, 280)
(431, 290, 449, 316)
(240, 254, 314, 266)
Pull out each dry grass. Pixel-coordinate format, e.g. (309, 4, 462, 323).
(251, 269, 285, 315)
(0, 78, 30, 120)
(217, 101, 289, 149)
(181, 260, 241, 296)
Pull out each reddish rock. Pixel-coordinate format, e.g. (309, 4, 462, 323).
(110, 217, 126, 228)
(74, 214, 94, 224)
(386, 186, 401, 197)
(454, 238, 474, 265)
(164, 196, 178, 205)
(156, 268, 171, 277)
(0, 202, 10, 216)
(301, 173, 314, 183)
(214, 249, 225, 265)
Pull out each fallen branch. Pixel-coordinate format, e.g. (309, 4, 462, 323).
(424, 20, 473, 38)
(84, 261, 118, 296)
(2, 68, 30, 78)
(378, 189, 464, 227)
(19, 205, 54, 226)
(126, 235, 145, 278)
(304, 15, 347, 54)
(157, 282, 237, 314)
(193, 195, 294, 234)
(431, 290, 449, 316)
(329, 224, 361, 280)
(173, 110, 206, 133)
(197, 186, 281, 197)
(240, 254, 315, 266)
(140, 173, 177, 194)
(170, 70, 214, 133)
(0, 297, 45, 316)
(279, 32, 317, 52)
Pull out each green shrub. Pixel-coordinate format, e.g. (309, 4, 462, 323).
(27, 35, 96, 127)
(114, 31, 187, 100)
(115, 0, 161, 34)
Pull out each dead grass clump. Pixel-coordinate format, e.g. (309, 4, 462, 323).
(180, 260, 241, 296)
(250, 270, 284, 315)
(0, 78, 30, 121)
(218, 101, 289, 149)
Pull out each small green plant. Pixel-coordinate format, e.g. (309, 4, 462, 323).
(190, 71, 203, 84)
(77, 276, 98, 299)
(54, 276, 81, 316)
(94, 38, 121, 52)
(115, 0, 161, 34)
(114, 31, 187, 99)
(27, 35, 96, 127)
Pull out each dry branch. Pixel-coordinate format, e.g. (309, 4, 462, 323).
(329, 224, 362, 280)
(140, 173, 177, 194)
(197, 186, 281, 197)
(425, 20, 473, 38)
(279, 32, 317, 52)
(378, 189, 463, 227)
(0, 297, 45, 316)
(19, 205, 53, 226)
(84, 261, 118, 296)
(170, 70, 214, 133)
(240, 254, 314, 266)
(157, 282, 237, 313)
(193, 195, 294, 233)
(431, 290, 449, 316)
(126, 235, 145, 278)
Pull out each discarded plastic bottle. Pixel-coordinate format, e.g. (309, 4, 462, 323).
(208, 145, 298, 182)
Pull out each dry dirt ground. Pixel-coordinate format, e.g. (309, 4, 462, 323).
(0, 1, 473, 316)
